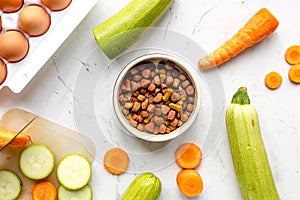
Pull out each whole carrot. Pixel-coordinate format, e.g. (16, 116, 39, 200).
(198, 8, 279, 69)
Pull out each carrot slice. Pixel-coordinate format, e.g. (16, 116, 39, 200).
(198, 8, 279, 69)
(285, 45, 300, 65)
(175, 143, 202, 169)
(32, 181, 57, 200)
(0, 128, 31, 149)
(288, 64, 300, 83)
(103, 147, 129, 175)
(264, 71, 282, 89)
(176, 169, 203, 197)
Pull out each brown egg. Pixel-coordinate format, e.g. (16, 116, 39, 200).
(0, 59, 7, 85)
(19, 5, 51, 37)
(0, 30, 29, 63)
(41, 0, 72, 11)
(0, 0, 24, 13)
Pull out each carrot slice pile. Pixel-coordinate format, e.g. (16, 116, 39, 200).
(103, 147, 129, 175)
(175, 142, 202, 169)
(176, 169, 203, 197)
(264, 71, 282, 89)
(288, 64, 300, 83)
(32, 181, 57, 200)
(285, 45, 300, 65)
(198, 8, 279, 69)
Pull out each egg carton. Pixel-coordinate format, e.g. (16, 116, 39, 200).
(0, 0, 98, 93)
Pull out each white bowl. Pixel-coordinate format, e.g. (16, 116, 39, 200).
(113, 53, 201, 142)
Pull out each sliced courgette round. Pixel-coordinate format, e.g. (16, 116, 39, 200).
(57, 154, 91, 190)
(58, 184, 92, 200)
(0, 169, 22, 200)
(19, 143, 55, 180)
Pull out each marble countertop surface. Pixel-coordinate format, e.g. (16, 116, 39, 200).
(1, 0, 300, 199)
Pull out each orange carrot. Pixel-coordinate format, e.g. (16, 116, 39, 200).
(32, 181, 57, 200)
(176, 169, 203, 197)
(198, 8, 279, 69)
(103, 147, 129, 175)
(264, 71, 282, 89)
(175, 143, 202, 169)
(0, 128, 31, 149)
(288, 64, 300, 83)
(285, 45, 300, 65)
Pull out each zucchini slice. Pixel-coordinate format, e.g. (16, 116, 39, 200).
(57, 154, 91, 190)
(58, 184, 92, 200)
(19, 144, 55, 180)
(0, 169, 22, 200)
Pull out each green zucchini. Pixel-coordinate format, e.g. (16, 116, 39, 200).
(225, 87, 279, 200)
(121, 172, 161, 200)
(92, 0, 173, 59)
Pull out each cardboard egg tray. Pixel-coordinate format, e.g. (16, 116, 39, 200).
(0, 0, 98, 93)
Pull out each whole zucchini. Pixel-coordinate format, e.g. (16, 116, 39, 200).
(225, 87, 279, 200)
(93, 0, 173, 59)
(121, 172, 162, 200)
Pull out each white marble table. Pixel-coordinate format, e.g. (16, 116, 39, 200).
(1, 0, 300, 199)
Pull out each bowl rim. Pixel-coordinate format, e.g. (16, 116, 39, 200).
(113, 53, 201, 142)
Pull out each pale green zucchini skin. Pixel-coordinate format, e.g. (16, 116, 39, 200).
(93, 0, 173, 59)
(225, 87, 279, 200)
(121, 172, 162, 200)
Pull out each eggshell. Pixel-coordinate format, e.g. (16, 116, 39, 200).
(0, 0, 24, 13)
(41, 0, 72, 11)
(0, 30, 29, 63)
(0, 59, 7, 85)
(19, 5, 51, 37)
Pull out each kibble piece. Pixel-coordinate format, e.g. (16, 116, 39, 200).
(187, 97, 195, 103)
(141, 101, 148, 110)
(169, 103, 182, 112)
(142, 69, 151, 78)
(170, 118, 178, 127)
(163, 88, 173, 102)
(137, 94, 146, 101)
(155, 108, 162, 116)
(130, 81, 139, 91)
(179, 74, 186, 81)
(121, 79, 131, 91)
(153, 75, 161, 86)
(124, 102, 133, 109)
(132, 102, 141, 112)
(153, 93, 163, 103)
(181, 79, 190, 88)
(137, 124, 145, 131)
(140, 79, 151, 88)
(129, 119, 138, 127)
(148, 83, 156, 92)
(171, 92, 181, 102)
(186, 85, 195, 95)
(161, 105, 171, 115)
(167, 110, 176, 121)
(133, 75, 142, 82)
(159, 124, 167, 134)
(141, 111, 149, 118)
(145, 122, 155, 133)
(172, 78, 180, 88)
(147, 104, 156, 113)
(130, 68, 139, 75)
(180, 113, 189, 122)
(187, 103, 194, 112)
(121, 108, 130, 116)
(159, 73, 166, 83)
(166, 75, 174, 86)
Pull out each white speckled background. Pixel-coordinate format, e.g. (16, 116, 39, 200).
(1, 0, 300, 199)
